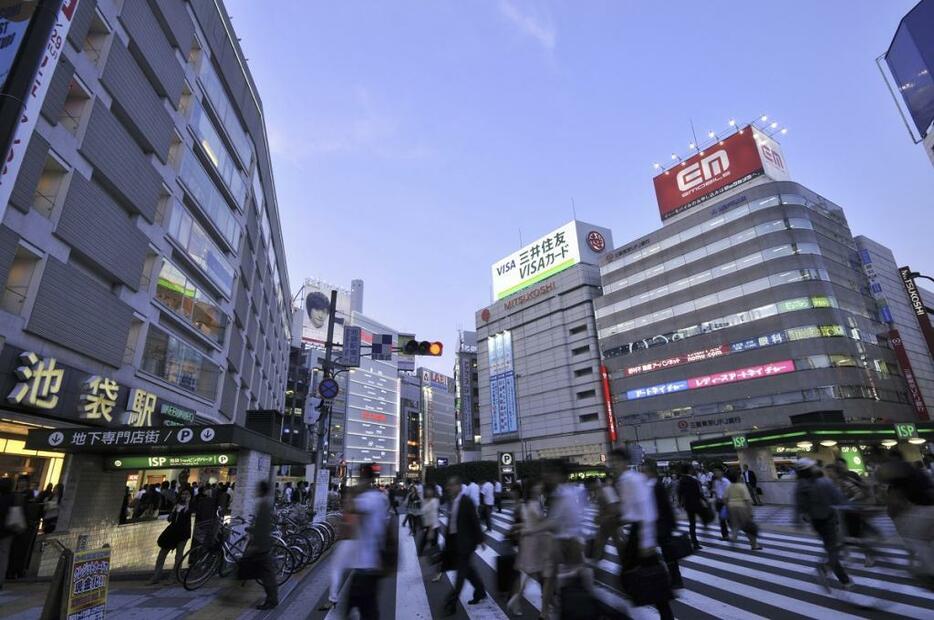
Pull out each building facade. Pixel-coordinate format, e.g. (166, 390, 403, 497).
(400, 372, 421, 479)
(454, 330, 480, 461)
(418, 367, 456, 469)
(597, 181, 916, 458)
(0, 0, 294, 575)
(855, 236, 934, 419)
(476, 221, 615, 465)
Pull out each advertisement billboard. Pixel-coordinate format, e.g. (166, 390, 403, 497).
(626, 360, 796, 400)
(490, 221, 612, 301)
(488, 331, 518, 434)
(889, 330, 930, 420)
(301, 278, 351, 348)
(899, 267, 934, 358)
(653, 126, 790, 222)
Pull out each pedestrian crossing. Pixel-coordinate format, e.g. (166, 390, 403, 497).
(307, 504, 933, 619)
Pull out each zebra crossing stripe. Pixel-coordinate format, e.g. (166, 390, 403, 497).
(396, 517, 434, 619)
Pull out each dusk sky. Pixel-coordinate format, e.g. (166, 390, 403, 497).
(226, 0, 933, 375)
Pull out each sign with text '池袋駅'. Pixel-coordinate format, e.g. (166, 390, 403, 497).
(104, 453, 237, 470)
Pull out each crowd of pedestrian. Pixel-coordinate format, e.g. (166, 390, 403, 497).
(0, 475, 63, 589)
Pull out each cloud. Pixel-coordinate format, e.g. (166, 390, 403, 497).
(498, 0, 556, 51)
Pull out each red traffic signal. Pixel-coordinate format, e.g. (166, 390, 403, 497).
(403, 339, 443, 356)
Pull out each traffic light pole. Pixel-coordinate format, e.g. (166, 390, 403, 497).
(313, 290, 339, 486)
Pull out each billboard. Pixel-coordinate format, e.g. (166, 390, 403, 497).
(889, 330, 929, 420)
(488, 330, 518, 434)
(421, 368, 451, 391)
(490, 221, 612, 301)
(626, 360, 796, 400)
(653, 126, 790, 222)
(899, 267, 934, 358)
(301, 278, 351, 348)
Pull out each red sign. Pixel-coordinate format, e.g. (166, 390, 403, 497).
(361, 411, 387, 423)
(889, 330, 929, 420)
(899, 267, 934, 359)
(600, 365, 617, 443)
(624, 345, 730, 377)
(688, 360, 795, 389)
(653, 128, 765, 221)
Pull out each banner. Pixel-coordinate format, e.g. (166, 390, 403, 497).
(889, 329, 930, 420)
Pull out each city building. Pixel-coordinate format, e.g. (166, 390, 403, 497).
(855, 236, 934, 419)
(418, 367, 457, 469)
(881, 0, 934, 168)
(476, 220, 615, 465)
(597, 124, 917, 469)
(400, 372, 421, 479)
(454, 329, 480, 461)
(0, 0, 298, 575)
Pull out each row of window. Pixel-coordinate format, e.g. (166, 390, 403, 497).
(167, 202, 235, 297)
(602, 216, 814, 295)
(597, 242, 822, 322)
(599, 266, 829, 340)
(252, 169, 287, 328)
(178, 149, 242, 248)
(602, 193, 845, 277)
(602, 294, 839, 359)
(141, 324, 221, 400)
(619, 383, 909, 426)
(154, 258, 228, 345)
(191, 103, 248, 209)
(197, 57, 255, 170)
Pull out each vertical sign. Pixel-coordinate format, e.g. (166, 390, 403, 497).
(488, 330, 518, 434)
(459, 356, 473, 443)
(66, 547, 110, 620)
(312, 469, 330, 522)
(889, 330, 929, 420)
(899, 267, 934, 358)
(599, 365, 617, 443)
(340, 326, 361, 367)
(0, 0, 80, 217)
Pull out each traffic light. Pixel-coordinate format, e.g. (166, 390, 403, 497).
(403, 339, 444, 356)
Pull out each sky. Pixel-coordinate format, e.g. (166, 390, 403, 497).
(226, 0, 934, 375)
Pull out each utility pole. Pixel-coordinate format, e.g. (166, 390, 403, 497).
(313, 290, 339, 481)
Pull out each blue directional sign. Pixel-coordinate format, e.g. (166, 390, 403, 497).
(318, 377, 339, 399)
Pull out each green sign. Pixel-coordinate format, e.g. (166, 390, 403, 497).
(160, 403, 196, 425)
(839, 445, 865, 475)
(894, 423, 917, 440)
(732, 435, 748, 449)
(104, 453, 237, 470)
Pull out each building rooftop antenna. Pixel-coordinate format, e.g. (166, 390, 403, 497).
(571, 197, 577, 221)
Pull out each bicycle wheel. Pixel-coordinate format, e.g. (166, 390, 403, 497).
(290, 533, 313, 568)
(319, 521, 336, 545)
(315, 523, 334, 548)
(181, 548, 219, 591)
(264, 542, 295, 586)
(299, 528, 324, 563)
(219, 536, 246, 577)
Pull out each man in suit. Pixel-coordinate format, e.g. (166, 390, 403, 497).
(742, 465, 762, 506)
(442, 475, 486, 615)
(677, 465, 706, 550)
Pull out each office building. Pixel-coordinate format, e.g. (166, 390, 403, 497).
(418, 367, 457, 468)
(400, 372, 421, 479)
(476, 220, 615, 465)
(454, 330, 480, 461)
(882, 0, 934, 168)
(597, 125, 916, 460)
(0, 0, 297, 575)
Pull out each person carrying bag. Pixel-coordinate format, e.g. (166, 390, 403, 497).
(149, 488, 193, 584)
(725, 471, 763, 551)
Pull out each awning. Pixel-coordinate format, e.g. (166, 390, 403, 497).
(25, 424, 310, 465)
(691, 421, 934, 454)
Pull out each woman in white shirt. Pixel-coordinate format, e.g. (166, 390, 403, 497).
(418, 486, 442, 580)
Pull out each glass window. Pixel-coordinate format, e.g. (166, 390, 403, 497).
(178, 149, 242, 247)
(190, 104, 248, 209)
(142, 326, 221, 399)
(155, 259, 228, 344)
(788, 217, 813, 230)
(198, 59, 254, 168)
(167, 203, 235, 296)
(755, 219, 785, 236)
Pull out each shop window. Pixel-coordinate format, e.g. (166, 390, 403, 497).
(579, 413, 599, 423)
(83, 9, 112, 66)
(154, 258, 228, 344)
(32, 153, 69, 218)
(60, 77, 91, 134)
(1, 246, 41, 315)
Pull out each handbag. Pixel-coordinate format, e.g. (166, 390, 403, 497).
(699, 502, 715, 525)
(5, 505, 26, 534)
(496, 553, 517, 592)
(620, 555, 672, 607)
(660, 531, 693, 562)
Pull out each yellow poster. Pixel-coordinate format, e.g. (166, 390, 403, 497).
(66, 547, 111, 620)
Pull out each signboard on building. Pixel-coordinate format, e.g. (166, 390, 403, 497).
(458, 356, 474, 443)
(104, 453, 237, 470)
(899, 267, 934, 358)
(421, 369, 450, 391)
(626, 360, 796, 400)
(490, 221, 612, 301)
(0, 1, 40, 91)
(488, 331, 518, 434)
(599, 365, 617, 443)
(340, 326, 362, 367)
(66, 546, 110, 620)
(653, 126, 790, 222)
(27, 425, 229, 451)
(889, 330, 930, 420)
(302, 279, 351, 348)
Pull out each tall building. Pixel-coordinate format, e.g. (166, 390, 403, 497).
(400, 372, 421, 479)
(418, 367, 456, 469)
(881, 0, 934, 168)
(855, 236, 934, 420)
(476, 221, 615, 465)
(597, 125, 916, 460)
(0, 0, 296, 575)
(454, 330, 480, 461)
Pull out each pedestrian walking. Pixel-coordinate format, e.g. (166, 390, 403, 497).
(388, 484, 399, 516)
(190, 484, 217, 564)
(244, 481, 279, 610)
(405, 484, 422, 537)
(724, 470, 762, 550)
(711, 468, 731, 540)
(507, 480, 552, 616)
(480, 479, 495, 532)
(466, 479, 481, 514)
(494, 479, 503, 512)
(794, 458, 854, 597)
(824, 464, 879, 567)
(318, 486, 360, 612)
(742, 464, 762, 505)
(347, 464, 391, 620)
(587, 477, 620, 562)
(677, 466, 707, 550)
(418, 486, 440, 557)
(875, 449, 934, 583)
(0, 478, 25, 590)
(645, 464, 684, 591)
(149, 488, 192, 584)
(41, 483, 63, 534)
(441, 475, 486, 615)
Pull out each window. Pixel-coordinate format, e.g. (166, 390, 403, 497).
(60, 78, 91, 134)
(0, 246, 40, 315)
(197, 59, 254, 168)
(167, 202, 235, 296)
(155, 259, 228, 344)
(569, 324, 587, 335)
(82, 9, 111, 65)
(576, 389, 597, 400)
(579, 413, 599, 423)
(33, 154, 68, 218)
(574, 367, 593, 377)
(177, 149, 242, 247)
(141, 325, 221, 400)
(190, 103, 247, 208)
(571, 345, 590, 356)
